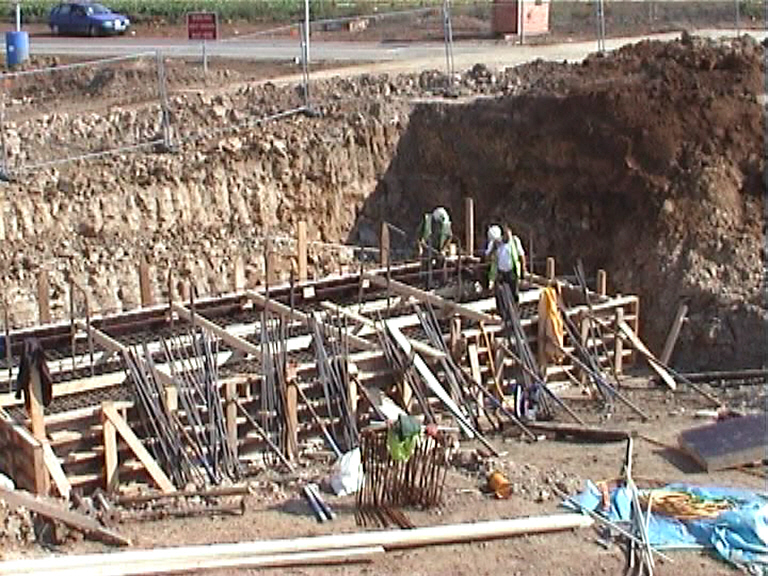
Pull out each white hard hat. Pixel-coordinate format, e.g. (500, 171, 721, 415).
(487, 225, 502, 243)
(432, 207, 449, 224)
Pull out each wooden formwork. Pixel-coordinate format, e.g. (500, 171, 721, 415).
(0, 263, 641, 498)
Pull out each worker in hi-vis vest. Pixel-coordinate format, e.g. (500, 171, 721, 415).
(486, 225, 526, 306)
(417, 207, 453, 260)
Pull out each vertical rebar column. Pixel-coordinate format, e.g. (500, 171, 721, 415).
(155, 51, 173, 150)
(442, 0, 455, 82)
(595, 0, 606, 54)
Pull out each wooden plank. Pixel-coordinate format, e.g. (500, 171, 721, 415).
(32, 444, 50, 495)
(364, 273, 500, 325)
(285, 381, 298, 461)
(246, 291, 376, 352)
(527, 422, 629, 443)
(102, 404, 119, 492)
(27, 366, 46, 442)
(660, 303, 688, 366)
(678, 414, 767, 471)
(102, 404, 175, 494)
(617, 321, 676, 391)
(0, 486, 131, 546)
(172, 302, 261, 357)
(42, 442, 72, 500)
(386, 323, 499, 457)
(546, 257, 555, 281)
(297, 221, 308, 282)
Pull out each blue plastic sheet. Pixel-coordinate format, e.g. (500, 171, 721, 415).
(567, 481, 768, 573)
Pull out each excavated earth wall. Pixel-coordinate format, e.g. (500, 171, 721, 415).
(0, 34, 764, 370)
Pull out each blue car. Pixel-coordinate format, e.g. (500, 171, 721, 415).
(49, 2, 131, 36)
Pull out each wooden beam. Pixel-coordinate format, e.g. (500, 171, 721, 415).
(42, 442, 71, 500)
(37, 270, 51, 324)
(28, 365, 46, 443)
(319, 301, 445, 358)
(102, 403, 175, 493)
(0, 486, 131, 547)
(245, 291, 376, 352)
(660, 303, 688, 366)
(364, 273, 500, 325)
(379, 223, 390, 268)
(297, 221, 308, 282)
(464, 197, 474, 256)
(617, 321, 676, 391)
(614, 307, 624, 375)
(285, 380, 299, 461)
(75, 320, 174, 387)
(102, 403, 119, 492)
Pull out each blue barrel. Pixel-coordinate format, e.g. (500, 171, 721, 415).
(5, 31, 29, 68)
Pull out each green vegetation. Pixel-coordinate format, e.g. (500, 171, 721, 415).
(3, 0, 461, 24)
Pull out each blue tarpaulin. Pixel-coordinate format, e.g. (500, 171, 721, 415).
(567, 481, 768, 573)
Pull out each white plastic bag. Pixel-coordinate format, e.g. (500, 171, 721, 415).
(330, 448, 363, 496)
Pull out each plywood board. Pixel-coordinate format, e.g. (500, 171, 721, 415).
(678, 414, 767, 471)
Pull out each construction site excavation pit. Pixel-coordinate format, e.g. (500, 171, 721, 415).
(0, 32, 765, 576)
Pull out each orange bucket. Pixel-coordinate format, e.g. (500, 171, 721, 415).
(488, 470, 512, 499)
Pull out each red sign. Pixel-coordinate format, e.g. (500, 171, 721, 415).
(187, 12, 218, 41)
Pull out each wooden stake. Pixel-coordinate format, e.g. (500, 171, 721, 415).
(449, 316, 462, 361)
(660, 303, 688, 366)
(233, 256, 246, 292)
(596, 269, 607, 297)
(546, 257, 555, 281)
(102, 403, 119, 492)
(139, 257, 154, 307)
(379, 222, 390, 268)
(297, 221, 308, 282)
(42, 442, 71, 500)
(37, 270, 51, 324)
(464, 197, 474, 256)
(225, 381, 238, 460)
(285, 380, 298, 461)
(614, 307, 624, 375)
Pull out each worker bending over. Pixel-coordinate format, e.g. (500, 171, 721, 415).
(486, 225, 526, 306)
(417, 207, 453, 265)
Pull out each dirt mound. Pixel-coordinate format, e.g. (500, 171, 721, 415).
(354, 35, 765, 369)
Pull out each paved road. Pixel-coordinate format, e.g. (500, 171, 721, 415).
(5, 28, 765, 68)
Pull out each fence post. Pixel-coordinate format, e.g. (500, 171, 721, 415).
(155, 51, 173, 150)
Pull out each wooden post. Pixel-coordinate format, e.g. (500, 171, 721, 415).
(614, 307, 624, 376)
(225, 381, 238, 460)
(139, 257, 154, 307)
(464, 197, 474, 256)
(579, 315, 590, 385)
(284, 362, 299, 460)
(546, 257, 556, 281)
(379, 223, 390, 268)
(164, 386, 178, 413)
(449, 316, 462, 361)
(297, 221, 308, 282)
(537, 291, 547, 371)
(102, 402, 119, 492)
(264, 238, 277, 286)
(596, 269, 607, 297)
(32, 444, 50, 495)
(37, 270, 51, 324)
(233, 255, 246, 292)
(28, 366, 46, 443)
